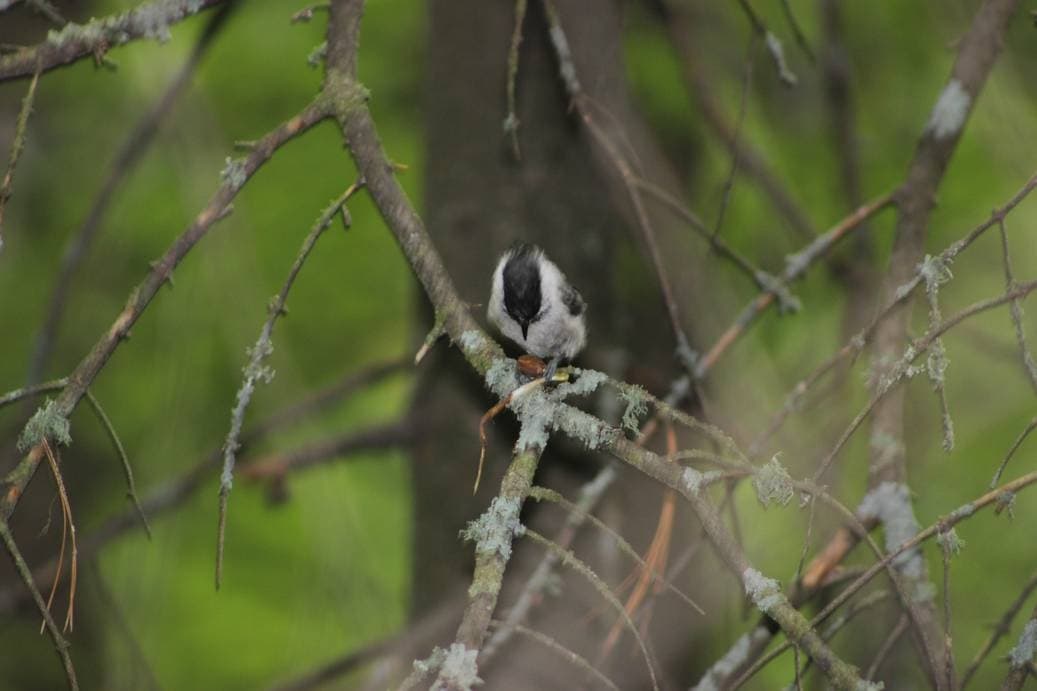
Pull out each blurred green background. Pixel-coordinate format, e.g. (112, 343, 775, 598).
(1, 1, 1036, 689)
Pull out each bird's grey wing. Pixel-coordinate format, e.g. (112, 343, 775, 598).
(562, 284, 585, 316)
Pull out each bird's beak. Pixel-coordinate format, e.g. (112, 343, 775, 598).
(521, 321, 529, 339)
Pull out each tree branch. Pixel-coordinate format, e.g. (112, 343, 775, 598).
(1, 98, 329, 522)
(0, 0, 227, 82)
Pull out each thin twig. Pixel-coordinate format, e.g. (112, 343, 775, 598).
(695, 193, 895, 379)
(712, 32, 756, 243)
(779, 0, 814, 62)
(813, 278, 1037, 483)
(866, 615, 910, 681)
(238, 421, 410, 481)
(41, 441, 77, 633)
(868, 3, 1019, 683)
(524, 528, 659, 691)
(997, 218, 1037, 394)
(961, 570, 1037, 688)
(490, 620, 622, 691)
(216, 181, 361, 589)
(659, 0, 817, 241)
(736, 0, 797, 85)
(0, 378, 68, 408)
(0, 515, 77, 690)
(503, 0, 528, 159)
(27, 0, 235, 385)
(0, 65, 40, 249)
(752, 171, 1037, 459)
(84, 390, 150, 539)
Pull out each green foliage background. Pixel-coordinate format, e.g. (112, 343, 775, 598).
(0, 1, 1036, 689)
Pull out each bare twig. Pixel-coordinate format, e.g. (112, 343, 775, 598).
(27, 1, 235, 385)
(779, 0, 814, 62)
(0, 65, 40, 249)
(0, 515, 77, 690)
(997, 218, 1037, 394)
(712, 32, 756, 243)
(489, 620, 621, 691)
(84, 390, 150, 539)
(0, 378, 68, 408)
(659, 0, 817, 241)
(866, 615, 910, 681)
(695, 192, 895, 379)
(238, 421, 410, 481)
(961, 570, 1037, 688)
(503, 0, 528, 159)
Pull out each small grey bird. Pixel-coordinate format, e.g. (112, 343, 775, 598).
(488, 243, 587, 376)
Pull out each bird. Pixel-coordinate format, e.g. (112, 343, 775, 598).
(487, 243, 586, 379)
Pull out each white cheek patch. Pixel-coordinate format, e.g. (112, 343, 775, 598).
(925, 79, 970, 140)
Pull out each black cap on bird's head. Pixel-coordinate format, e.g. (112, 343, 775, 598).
(502, 243, 542, 339)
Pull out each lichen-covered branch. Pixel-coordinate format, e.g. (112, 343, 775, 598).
(215, 182, 360, 589)
(0, 361, 404, 615)
(868, 3, 1018, 677)
(0, 0, 227, 82)
(1, 98, 328, 523)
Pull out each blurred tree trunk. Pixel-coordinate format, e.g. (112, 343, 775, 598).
(415, 0, 719, 685)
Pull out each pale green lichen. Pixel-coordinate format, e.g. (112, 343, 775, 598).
(323, 68, 371, 121)
(752, 454, 794, 509)
(552, 368, 607, 398)
(513, 389, 554, 451)
(46, 0, 207, 48)
(858, 482, 923, 580)
(855, 681, 885, 691)
(18, 399, 71, 451)
(220, 156, 247, 189)
(919, 254, 953, 297)
(754, 270, 801, 314)
(460, 496, 524, 560)
(484, 358, 518, 398)
(936, 528, 965, 556)
(431, 644, 482, 690)
(459, 329, 489, 355)
(742, 568, 782, 614)
(1009, 620, 1037, 669)
(307, 40, 327, 68)
(996, 492, 1016, 518)
(561, 409, 613, 450)
(413, 646, 446, 676)
(618, 384, 648, 436)
(682, 467, 722, 496)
